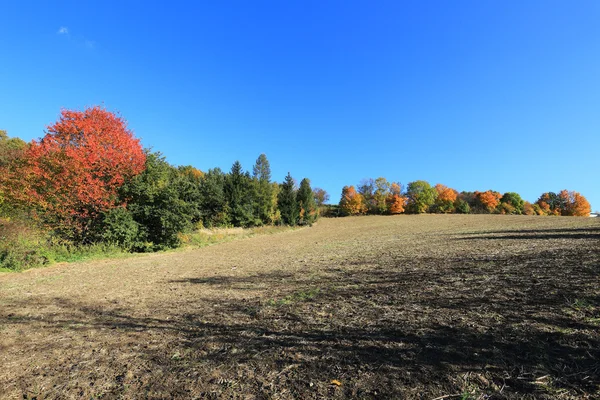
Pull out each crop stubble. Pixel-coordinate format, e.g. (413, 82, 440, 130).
(0, 215, 598, 399)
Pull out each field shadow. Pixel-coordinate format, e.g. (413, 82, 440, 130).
(458, 226, 600, 241)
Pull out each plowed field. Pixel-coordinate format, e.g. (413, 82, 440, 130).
(1, 215, 599, 399)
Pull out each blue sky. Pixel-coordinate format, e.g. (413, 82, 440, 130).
(1, 1, 599, 209)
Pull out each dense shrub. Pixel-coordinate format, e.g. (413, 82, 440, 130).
(120, 152, 195, 250)
(96, 207, 141, 251)
(0, 218, 47, 271)
(454, 199, 471, 214)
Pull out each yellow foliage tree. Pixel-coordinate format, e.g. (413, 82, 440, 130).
(339, 186, 367, 215)
(386, 194, 407, 214)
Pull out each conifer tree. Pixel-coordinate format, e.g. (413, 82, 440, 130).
(252, 154, 271, 181)
(225, 161, 256, 227)
(199, 168, 230, 227)
(277, 172, 298, 225)
(252, 154, 275, 224)
(297, 178, 317, 225)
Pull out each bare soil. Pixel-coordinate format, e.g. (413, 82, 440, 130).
(1, 215, 599, 399)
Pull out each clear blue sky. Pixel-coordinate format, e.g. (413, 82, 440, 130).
(1, 1, 599, 209)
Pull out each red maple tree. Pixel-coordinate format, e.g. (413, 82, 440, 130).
(5, 106, 146, 238)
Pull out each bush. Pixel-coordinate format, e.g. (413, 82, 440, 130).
(120, 152, 195, 251)
(0, 246, 46, 271)
(0, 217, 129, 271)
(455, 199, 471, 214)
(320, 204, 340, 217)
(0, 218, 48, 271)
(96, 207, 141, 251)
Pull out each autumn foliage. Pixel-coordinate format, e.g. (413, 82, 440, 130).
(475, 190, 502, 213)
(337, 178, 592, 218)
(434, 184, 458, 213)
(560, 190, 592, 217)
(386, 183, 407, 214)
(435, 184, 458, 203)
(386, 194, 407, 214)
(559, 190, 591, 216)
(339, 186, 368, 215)
(0, 103, 594, 265)
(1, 107, 330, 268)
(3, 107, 146, 238)
(522, 201, 535, 215)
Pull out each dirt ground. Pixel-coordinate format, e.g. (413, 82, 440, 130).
(1, 215, 599, 399)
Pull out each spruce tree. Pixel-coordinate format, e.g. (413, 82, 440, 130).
(252, 154, 271, 181)
(297, 178, 317, 225)
(277, 172, 298, 226)
(199, 168, 230, 227)
(225, 161, 256, 227)
(252, 154, 275, 224)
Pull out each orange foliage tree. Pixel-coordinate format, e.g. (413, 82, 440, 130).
(3, 106, 146, 240)
(558, 190, 591, 216)
(386, 182, 407, 214)
(475, 190, 502, 213)
(178, 165, 204, 182)
(522, 201, 535, 215)
(339, 185, 367, 216)
(536, 192, 562, 216)
(434, 184, 458, 213)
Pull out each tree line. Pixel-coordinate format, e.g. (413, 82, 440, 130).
(1, 106, 592, 260)
(338, 178, 591, 217)
(0, 107, 323, 253)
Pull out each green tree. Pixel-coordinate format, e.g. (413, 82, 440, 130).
(536, 192, 565, 215)
(454, 199, 471, 214)
(278, 172, 298, 225)
(0, 130, 27, 168)
(0, 131, 27, 215)
(119, 152, 194, 250)
(225, 161, 258, 227)
(252, 154, 275, 224)
(176, 166, 204, 224)
(199, 168, 230, 227)
(297, 178, 317, 225)
(357, 178, 376, 213)
(373, 177, 391, 214)
(405, 180, 437, 214)
(270, 182, 281, 224)
(499, 192, 524, 214)
(252, 153, 271, 181)
(96, 207, 141, 251)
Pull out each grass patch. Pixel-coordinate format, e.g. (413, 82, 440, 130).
(179, 225, 298, 249)
(1, 220, 299, 272)
(266, 287, 321, 307)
